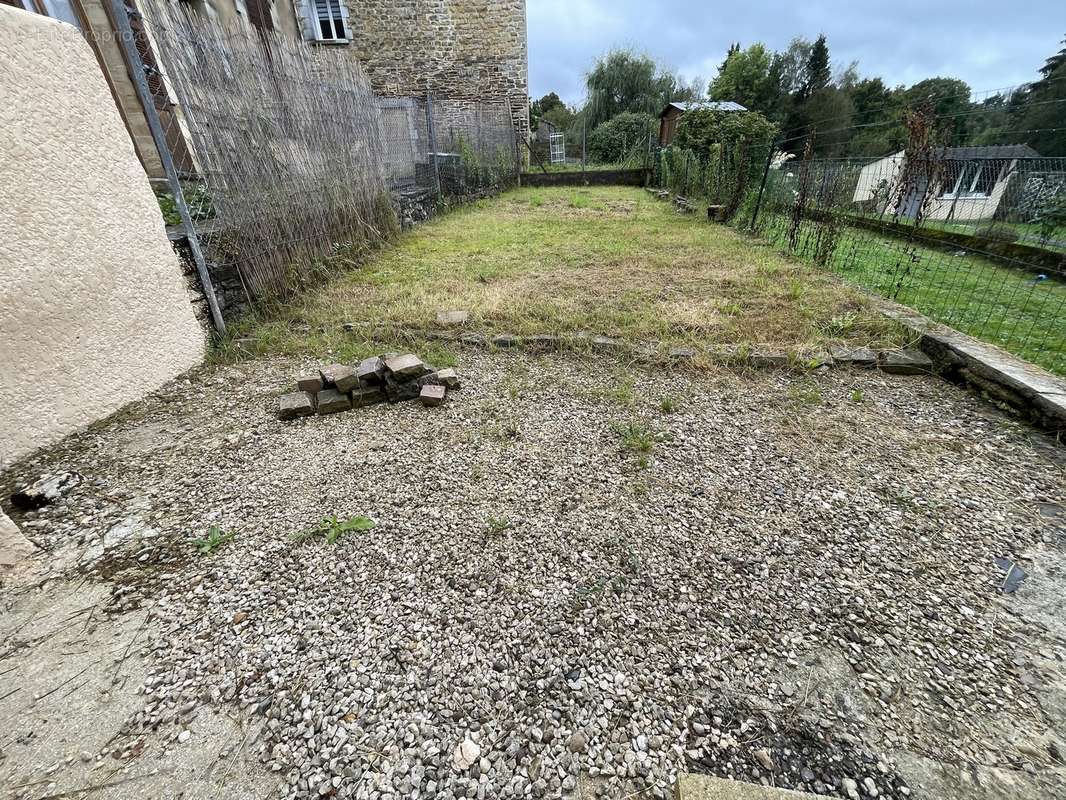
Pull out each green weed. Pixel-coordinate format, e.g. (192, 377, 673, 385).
(192, 526, 235, 555)
(293, 514, 376, 545)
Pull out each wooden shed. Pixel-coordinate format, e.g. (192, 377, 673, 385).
(659, 100, 747, 146)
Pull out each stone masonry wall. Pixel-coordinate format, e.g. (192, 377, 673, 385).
(336, 0, 528, 141)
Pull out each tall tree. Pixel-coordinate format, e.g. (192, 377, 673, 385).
(1010, 35, 1066, 154)
(584, 49, 701, 130)
(803, 34, 832, 98)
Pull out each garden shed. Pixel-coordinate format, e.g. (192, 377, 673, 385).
(658, 100, 746, 146)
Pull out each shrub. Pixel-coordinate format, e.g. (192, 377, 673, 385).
(587, 112, 656, 164)
(673, 109, 777, 156)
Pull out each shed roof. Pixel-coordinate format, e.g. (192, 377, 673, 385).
(942, 144, 1041, 160)
(660, 100, 747, 117)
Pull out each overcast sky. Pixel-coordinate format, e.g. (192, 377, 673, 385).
(528, 0, 1064, 106)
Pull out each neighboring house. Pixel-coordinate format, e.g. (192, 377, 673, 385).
(1, 0, 529, 181)
(658, 100, 746, 146)
(852, 144, 1041, 221)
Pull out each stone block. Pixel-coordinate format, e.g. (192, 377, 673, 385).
(356, 356, 385, 385)
(436, 310, 470, 326)
(384, 376, 421, 403)
(420, 384, 446, 407)
(320, 363, 358, 392)
(422, 367, 461, 390)
(278, 391, 315, 420)
(829, 346, 877, 367)
(315, 388, 352, 415)
(749, 350, 790, 368)
(879, 349, 934, 375)
(591, 335, 625, 351)
(296, 374, 324, 393)
(383, 353, 426, 379)
(491, 334, 521, 348)
(459, 333, 487, 346)
(350, 386, 386, 408)
(669, 346, 697, 360)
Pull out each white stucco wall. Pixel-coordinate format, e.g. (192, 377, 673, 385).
(0, 6, 205, 467)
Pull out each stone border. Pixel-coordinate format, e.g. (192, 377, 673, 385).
(519, 169, 651, 188)
(675, 774, 819, 799)
(875, 298, 1066, 432)
(389, 326, 933, 377)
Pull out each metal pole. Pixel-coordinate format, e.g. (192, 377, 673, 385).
(425, 84, 443, 204)
(749, 139, 776, 232)
(109, 0, 225, 335)
(581, 117, 586, 177)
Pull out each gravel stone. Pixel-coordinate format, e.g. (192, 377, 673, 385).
(5, 349, 1064, 800)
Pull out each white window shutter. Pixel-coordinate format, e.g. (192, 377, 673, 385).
(298, 0, 321, 41)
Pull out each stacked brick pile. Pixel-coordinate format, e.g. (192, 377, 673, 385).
(278, 353, 460, 420)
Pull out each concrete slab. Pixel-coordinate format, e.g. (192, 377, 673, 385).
(676, 774, 819, 800)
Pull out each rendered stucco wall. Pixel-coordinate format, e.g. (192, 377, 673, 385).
(0, 6, 205, 467)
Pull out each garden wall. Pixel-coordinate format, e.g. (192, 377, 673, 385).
(0, 7, 205, 466)
(520, 169, 651, 188)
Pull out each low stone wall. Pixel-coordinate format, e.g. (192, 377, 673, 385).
(875, 298, 1066, 432)
(520, 169, 651, 188)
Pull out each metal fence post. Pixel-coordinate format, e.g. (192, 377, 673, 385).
(109, 0, 225, 335)
(749, 139, 776, 232)
(425, 85, 443, 204)
(581, 118, 586, 177)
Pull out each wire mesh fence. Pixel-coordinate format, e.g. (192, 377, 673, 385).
(128, 0, 519, 321)
(653, 109, 1066, 376)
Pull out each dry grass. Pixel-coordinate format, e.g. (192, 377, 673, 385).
(225, 186, 901, 360)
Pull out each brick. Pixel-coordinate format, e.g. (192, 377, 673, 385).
(383, 353, 426, 379)
(830, 346, 877, 367)
(279, 391, 315, 420)
(749, 350, 790, 368)
(350, 385, 386, 408)
(420, 384, 446, 406)
(384, 376, 421, 403)
(296, 374, 324, 393)
(320, 363, 358, 392)
(422, 367, 461, 390)
(356, 356, 385, 385)
(315, 388, 352, 415)
(879, 349, 934, 375)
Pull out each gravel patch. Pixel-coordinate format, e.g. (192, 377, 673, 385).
(2, 350, 1064, 799)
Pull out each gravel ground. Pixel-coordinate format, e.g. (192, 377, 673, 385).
(2, 349, 1065, 800)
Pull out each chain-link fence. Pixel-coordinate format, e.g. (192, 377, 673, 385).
(653, 112, 1066, 376)
(121, 0, 520, 327)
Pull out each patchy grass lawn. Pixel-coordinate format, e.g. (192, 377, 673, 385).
(225, 186, 901, 361)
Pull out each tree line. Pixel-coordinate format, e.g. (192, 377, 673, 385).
(531, 34, 1066, 162)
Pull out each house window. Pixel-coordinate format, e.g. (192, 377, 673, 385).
(941, 160, 1006, 199)
(314, 0, 346, 41)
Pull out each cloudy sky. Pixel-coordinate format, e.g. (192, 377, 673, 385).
(527, 0, 1064, 105)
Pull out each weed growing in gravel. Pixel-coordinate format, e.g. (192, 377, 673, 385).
(789, 381, 823, 406)
(486, 516, 512, 536)
(528, 194, 544, 208)
(192, 526, 235, 555)
(660, 396, 678, 414)
(591, 372, 636, 406)
(293, 515, 376, 545)
(850, 388, 865, 403)
(569, 193, 590, 209)
(612, 422, 655, 453)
